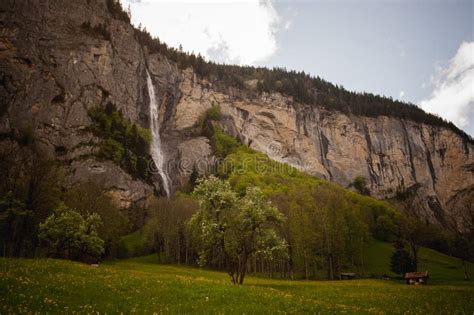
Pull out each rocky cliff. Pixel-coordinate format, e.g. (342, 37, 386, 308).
(1, 0, 472, 230)
(172, 70, 473, 231)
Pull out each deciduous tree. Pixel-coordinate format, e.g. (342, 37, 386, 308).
(38, 203, 104, 260)
(188, 176, 287, 284)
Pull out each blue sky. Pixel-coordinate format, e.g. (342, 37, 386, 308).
(122, 0, 473, 136)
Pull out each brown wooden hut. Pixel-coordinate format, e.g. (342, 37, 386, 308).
(340, 272, 356, 280)
(404, 271, 429, 285)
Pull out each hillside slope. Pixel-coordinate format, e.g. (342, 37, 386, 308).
(0, 0, 472, 230)
(363, 240, 474, 282)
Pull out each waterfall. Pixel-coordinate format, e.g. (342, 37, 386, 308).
(146, 70, 171, 197)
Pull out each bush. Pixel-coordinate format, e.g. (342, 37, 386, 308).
(206, 105, 222, 121)
(350, 176, 370, 196)
(101, 139, 124, 163)
(197, 105, 222, 137)
(212, 127, 241, 158)
(81, 22, 111, 40)
(196, 106, 243, 157)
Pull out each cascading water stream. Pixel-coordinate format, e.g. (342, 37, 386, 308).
(146, 70, 172, 197)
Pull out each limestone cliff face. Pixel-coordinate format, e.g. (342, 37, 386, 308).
(0, 0, 154, 207)
(1, 0, 472, 230)
(172, 70, 474, 231)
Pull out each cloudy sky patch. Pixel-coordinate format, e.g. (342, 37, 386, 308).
(120, 0, 286, 65)
(420, 41, 474, 131)
(120, 1, 473, 136)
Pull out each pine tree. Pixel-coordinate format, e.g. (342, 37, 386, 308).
(390, 241, 414, 275)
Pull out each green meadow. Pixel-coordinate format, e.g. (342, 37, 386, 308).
(1, 242, 473, 314)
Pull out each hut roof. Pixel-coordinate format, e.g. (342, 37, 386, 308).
(404, 271, 429, 279)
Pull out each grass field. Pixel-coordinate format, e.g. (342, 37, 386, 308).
(1, 248, 473, 314)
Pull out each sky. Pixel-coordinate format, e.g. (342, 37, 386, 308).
(120, 0, 474, 136)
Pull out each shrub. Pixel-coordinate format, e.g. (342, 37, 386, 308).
(101, 139, 124, 163)
(81, 22, 111, 40)
(212, 127, 241, 158)
(206, 105, 222, 121)
(197, 105, 222, 137)
(350, 176, 371, 196)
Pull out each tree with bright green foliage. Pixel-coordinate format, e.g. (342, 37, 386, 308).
(188, 176, 287, 284)
(38, 203, 104, 260)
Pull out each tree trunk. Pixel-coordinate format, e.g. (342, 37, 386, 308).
(328, 255, 334, 280)
(185, 238, 189, 265)
(238, 272, 245, 285)
(177, 232, 181, 264)
(411, 244, 418, 271)
(463, 260, 470, 281)
(303, 247, 309, 280)
(288, 242, 294, 280)
(229, 271, 237, 284)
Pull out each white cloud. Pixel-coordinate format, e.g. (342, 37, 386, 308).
(419, 41, 474, 131)
(399, 48, 406, 58)
(120, 0, 287, 65)
(399, 90, 405, 98)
